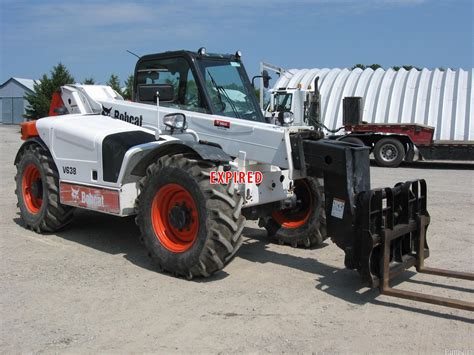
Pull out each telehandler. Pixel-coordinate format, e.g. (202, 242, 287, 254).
(15, 48, 473, 310)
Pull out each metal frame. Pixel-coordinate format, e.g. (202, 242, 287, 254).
(359, 179, 474, 311)
(381, 211, 474, 311)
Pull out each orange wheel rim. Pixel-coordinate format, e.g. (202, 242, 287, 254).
(272, 179, 313, 229)
(22, 164, 43, 214)
(151, 183, 199, 253)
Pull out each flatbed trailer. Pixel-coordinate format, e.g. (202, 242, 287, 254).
(338, 98, 474, 167)
(342, 123, 474, 166)
(416, 141, 474, 161)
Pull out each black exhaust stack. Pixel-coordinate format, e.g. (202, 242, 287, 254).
(342, 97, 363, 126)
(307, 77, 321, 130)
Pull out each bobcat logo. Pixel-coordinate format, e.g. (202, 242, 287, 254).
(101, 105, 143, 126)
(102, 105, 112, 116)
(71, 187, 80, 200)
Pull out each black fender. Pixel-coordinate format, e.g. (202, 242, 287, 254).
(338, 132, 416, 162)
(14, 137, 49, 165)
(393, 134, 416, 162)
(123, 140, 231, 183)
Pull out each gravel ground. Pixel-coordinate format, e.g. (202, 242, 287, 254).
(1, 124, 473, 353)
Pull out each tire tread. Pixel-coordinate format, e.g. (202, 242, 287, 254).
(15, 144, 74, 233)
(135, 153, 245, 278)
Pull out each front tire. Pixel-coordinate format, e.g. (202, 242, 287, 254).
(15, 144, 74, 232)
(135, 153, 245, 278)
(262, 177, 327, 248)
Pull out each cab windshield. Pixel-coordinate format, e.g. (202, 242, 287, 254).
(198, 59, 264, 122)
(273, 92, 293, 111)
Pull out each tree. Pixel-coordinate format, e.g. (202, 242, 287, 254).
(352, 64, 425, 72)
(106, 74, 123, 96)
(352, 63, 382, 70)
(368, 64, 382, 70)
(24, 63, 74, 120)
(123, 75, 134, 100)
(392, 65, 421, 71)
(83, 77, 95, 84)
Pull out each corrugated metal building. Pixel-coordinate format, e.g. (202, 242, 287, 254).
(0, 77, 37, 124)
(273, 68, 473, 141)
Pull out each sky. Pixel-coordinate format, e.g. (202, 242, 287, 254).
(0, 0, 472, 87)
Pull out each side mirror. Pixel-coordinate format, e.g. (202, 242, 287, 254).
(137, 84, 174, 102)
(251, 70, 272, 89)
(262, 70, 271, 89)
(163, 113, 187, 133)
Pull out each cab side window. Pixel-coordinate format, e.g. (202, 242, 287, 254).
(136, 58, 207, 113)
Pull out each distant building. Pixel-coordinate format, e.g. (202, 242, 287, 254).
(0, 77, 38, 124)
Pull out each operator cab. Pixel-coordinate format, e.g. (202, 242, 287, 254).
(134, 48, 265, 122)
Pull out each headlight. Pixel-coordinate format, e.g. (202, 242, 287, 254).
(282, 112, 294, 124)
(163, 113, 187, 132)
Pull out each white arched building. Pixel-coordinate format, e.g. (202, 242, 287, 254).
(272, 67, 473, 142)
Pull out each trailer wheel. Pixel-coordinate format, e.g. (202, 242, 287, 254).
(135, 153, 245, 279)
(374, 137, 405, 167)
(263, 177, 327, 248)
(15, 144, 74, 233)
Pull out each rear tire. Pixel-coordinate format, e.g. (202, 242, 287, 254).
(262, 177, 327, 248)
(15, 144, 74, 233)
(135, 153, 245, 279)
(374, 137, 405, 167)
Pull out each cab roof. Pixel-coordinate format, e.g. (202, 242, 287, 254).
(138, 50, 241, 63)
